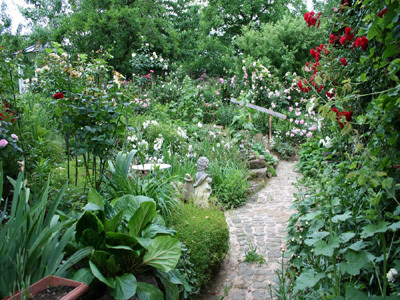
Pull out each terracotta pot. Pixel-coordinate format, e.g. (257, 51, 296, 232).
(2, 275, 89, 300)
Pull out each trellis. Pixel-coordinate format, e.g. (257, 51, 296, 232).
(230, 98, 287, 144)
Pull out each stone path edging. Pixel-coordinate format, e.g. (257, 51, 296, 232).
(200, 161, 298, 300)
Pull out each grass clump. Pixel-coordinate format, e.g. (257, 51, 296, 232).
(167, 203, 229, 288)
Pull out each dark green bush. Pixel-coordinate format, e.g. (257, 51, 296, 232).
(167, 203, 229, 288)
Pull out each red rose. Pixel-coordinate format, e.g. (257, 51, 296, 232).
(355, 37, 362, 48)
(360, 36, 368, 50)
(326, 91, 334, 98)
(340, 36, 346, 45)
(378, 8, 387, 18)
(53, 92, 64, 99)
(340, 58, 348, 66)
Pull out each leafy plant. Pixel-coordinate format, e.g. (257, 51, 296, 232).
(102, 150, 181, 217)
(272, 139, 295, 160)
(69, 189, 186, 300)
(209, 160, 250, 209)
(244, 243, 266, 265)
(0, 170, 90, 298)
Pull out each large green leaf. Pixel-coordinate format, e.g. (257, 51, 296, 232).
(89, 260, 115, 288)
(332, 211, 352, 223)
(72, 268, 95, 285)
(360, 222, 388, 238)
(304, 231, 330, 246)
(293, 268, 325, 294)
(136, 282, 164, 300)
(314, 236, 340, 257)
(141, 223, 176, 239)
(339, 250, 368, 276)
(76, 211, 104, 242)
(156, 271, 180, 300)
(105, 210, 123, 232)
(106, 232, 139, 248)
(345, 287, 369, 300)
(129, 201, 157, 237)
(108, 274, 137, 300)
(112, 195, 155, 221)
(142, 236, 181, 272)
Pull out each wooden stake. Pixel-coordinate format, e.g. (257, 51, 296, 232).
(249, 113, 252, 122)
(269, 115, 272, 142)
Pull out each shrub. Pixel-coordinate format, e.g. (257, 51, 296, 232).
(209, 160, 250, 209)
(167, 203, 229, 288)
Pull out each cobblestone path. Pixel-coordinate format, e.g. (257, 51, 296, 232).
(200, 161, 298, 300)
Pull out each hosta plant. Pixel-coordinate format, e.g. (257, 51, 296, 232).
(69, 188, 188, 300)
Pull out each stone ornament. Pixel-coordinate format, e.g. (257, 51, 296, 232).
(193, 156, 212, 208)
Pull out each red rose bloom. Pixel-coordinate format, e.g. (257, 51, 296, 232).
(340, 58, 348, 66)
(354, 37, 361, 47)
(378, 8, 387, 18)
(360, 36, 368, 50)
(340, 36, 346, 45)
(53, 92, 64, 99)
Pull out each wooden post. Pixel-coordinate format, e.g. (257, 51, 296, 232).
(269, 115, 272, 144)
(249, 113, 252, 122)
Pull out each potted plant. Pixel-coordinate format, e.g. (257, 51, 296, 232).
(2, 275, 89, 300)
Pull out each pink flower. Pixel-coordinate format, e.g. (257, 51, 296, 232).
(295, 120, 299, 124)
(271, 103, 276, 108)
(295, 111, 301, 116)
(306, 132, 312, 138)
(300, 120, 304, 125)
(215, 91, 220, 95)
(150, 70, 154, 73)
(0, 139, 8, 147)
(219, 78, 224, 84)
(290, 118, 293, 122)
(286, 131, 290, 136)
(289, 107, 293, 112)
(11, 134, 18, 141)
(290, 133, 294, 137)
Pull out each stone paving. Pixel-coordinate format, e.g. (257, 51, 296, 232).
(199, 161, 298, 300)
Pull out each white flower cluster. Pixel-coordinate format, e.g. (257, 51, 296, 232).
(387, 268, 398, 283)
(319, 136, 332, 148)
(176, 127, 188, 139)
(142, 120, 158, 129)
(153, 134, 164, 151)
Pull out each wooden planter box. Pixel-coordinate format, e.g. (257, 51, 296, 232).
(2, 275, 88, 300)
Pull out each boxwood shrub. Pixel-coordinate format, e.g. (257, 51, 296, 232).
(167, 203, 229, 288)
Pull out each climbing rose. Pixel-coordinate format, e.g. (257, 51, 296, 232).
(340, 58, 348, 66)
(378, 8, 387, 18)
(360, 36, 369, 50)
(0, 139, 8, 147)
(355, 37, 362, 48)
(53, 92, 64, 99)
(345, 27, 353, 40)
(340, 36, 346, 45)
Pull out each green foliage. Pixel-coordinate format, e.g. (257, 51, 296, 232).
(272, 139, 296, 160)
(0, 171, 90, 298)
(209, 161, 250, 209)
(236, 16, 326, 78)
(244, 243, 266, 265)
(70, 192, 186, 299)
(103, 150, 181, 217)
(276, 0, 400, 297)
(167, 203, 229, 288)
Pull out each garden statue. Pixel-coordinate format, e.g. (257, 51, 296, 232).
(183, 173, 194, 202)
(193, 156, 212, 208)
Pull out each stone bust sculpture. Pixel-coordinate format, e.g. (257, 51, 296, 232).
(194, 156, 210, 188)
